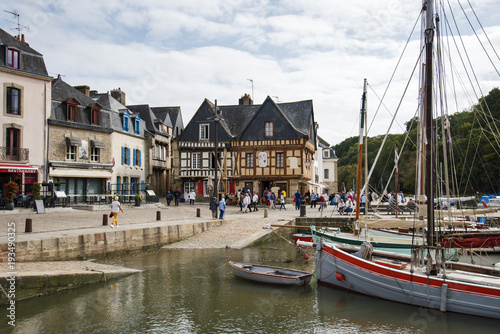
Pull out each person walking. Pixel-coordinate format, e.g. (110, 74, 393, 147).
(243, 193, 251, 213)
(279, 192, 286, 210)
(189, 190, 196, 205)
(252, 192, 259, 211)
(294, 190, 302, 210)
(209, 197, 218, 219)
(310, 191, 318, 208)
(173, 188, 181, 206)
(219, 196, 226, 219)
(110, 196, 124, 228)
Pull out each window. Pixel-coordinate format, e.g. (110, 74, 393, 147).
(5, 128, 20, 160)
(116, 176, 121, 194)
(276, 152, 284, 168)
(122, 177, 128, 195)
(246, 153, 254, 168)
(67, 104, 77, 122)
(131, 177, 139, 194)
(66, 144, 76, 160)
(134, 117, 140, 135)
(133, 149, 142, 166)
(323, 150, 330, 158)
(90, 107, 100, 125)
(90, 147, 100, 162)
(7, 48, 20, 69)
(6, 87, 20, 115)
(199, 124, 209, 140)
(123, 113, 129, 131)
(192, 152, 201, 169)
(265, 121, 273, 138)
(122, 147, 130, 165)
(324, 169, 329, 179)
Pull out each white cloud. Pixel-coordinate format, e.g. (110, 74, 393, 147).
(2, 0, 499, 146)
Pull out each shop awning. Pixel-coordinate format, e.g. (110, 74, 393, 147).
(66, 137, 82, 146)
(91, 140, 105, 148)
(0, 164, 38, 173)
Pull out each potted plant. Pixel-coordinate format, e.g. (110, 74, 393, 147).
(33, 182, 41, 200)
(41, 180, 48, 186)
(134, 194, 143, 206)
(3, 181, 19, 210)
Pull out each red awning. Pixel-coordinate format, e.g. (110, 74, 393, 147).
(0, 164, 38, 173)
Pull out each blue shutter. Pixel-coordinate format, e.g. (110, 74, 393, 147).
(141, 180, 145, 192)
(133, 149, 136, 166)
(128, 148, 131, 165)
(138, 150, 142, 167)
(121, 147, 125, 165)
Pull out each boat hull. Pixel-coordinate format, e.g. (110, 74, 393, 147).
(316, 241, 500, 319)
(229, 261, 313, 286)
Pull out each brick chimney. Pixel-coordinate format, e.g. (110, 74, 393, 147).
(239, 93, 253, 106)
(111, 88, 126, 106)
(74, 85, 90, 96)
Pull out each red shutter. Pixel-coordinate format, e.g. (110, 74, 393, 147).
(197, 181, 204, 195)
(230, 181, 235, 194)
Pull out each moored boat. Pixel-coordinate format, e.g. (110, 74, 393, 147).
(228, 261, 313, 286)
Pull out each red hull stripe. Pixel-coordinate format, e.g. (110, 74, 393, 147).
(322, 244, 500, 299)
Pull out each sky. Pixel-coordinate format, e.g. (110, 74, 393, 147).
(3, 0, 500, 145)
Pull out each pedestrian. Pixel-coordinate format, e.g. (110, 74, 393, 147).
(219, 196, 226, 219)
(209, 197, 218, 219)
(165, 190, 173, 206)
(310, 191, 318, 208)
(270, 192, 276, 209)
(110, 196, 124, 228)
(279, 191, 286, 210)
(237, 189, 242, 211)
(294, 190, 302, 210)
(243, 193, 251, 213)
(189, 190, 196, 205)
(173, 188, 181, 206)
(252, 192, 259, 211)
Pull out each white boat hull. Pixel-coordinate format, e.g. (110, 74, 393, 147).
(316, 241, 500, 319)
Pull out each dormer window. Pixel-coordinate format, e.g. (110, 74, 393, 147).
(134, 115, 141, 135)
(323, 150, 329, 158)
(7, 48, 20, 69)
(66, 99, 78, 122)
(90, 106, 101, 125)
(123, 111, 130, 131)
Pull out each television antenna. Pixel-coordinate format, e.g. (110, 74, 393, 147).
(4, 10, 29, 38)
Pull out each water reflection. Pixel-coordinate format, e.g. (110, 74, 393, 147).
(2, 240, 500, 333)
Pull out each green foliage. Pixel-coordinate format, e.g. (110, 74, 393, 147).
(33, 182, 41, 200)
(333, 87, 500, 195)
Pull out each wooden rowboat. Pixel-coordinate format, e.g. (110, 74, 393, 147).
(228, 261, 313, 286)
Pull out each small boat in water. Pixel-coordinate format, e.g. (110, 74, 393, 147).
(228, 261, 313, 286)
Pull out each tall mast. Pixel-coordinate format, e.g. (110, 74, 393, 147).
(355, 79, 368, 227)
(424, 0, 435, 246)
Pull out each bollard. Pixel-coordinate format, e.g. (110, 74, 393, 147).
(300, 205, 306, 217)
(25, 218, 32, 233)
(264, 208, 268, 218)
(196, 208, 200, 217)
(102, 214, 108, 226)
(157, 211, 161, 220)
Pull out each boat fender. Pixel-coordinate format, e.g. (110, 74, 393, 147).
(335, 272, 345, 281)
(482, 200, 488, 208)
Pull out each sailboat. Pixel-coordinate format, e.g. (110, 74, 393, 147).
(313, 0, 500, 319)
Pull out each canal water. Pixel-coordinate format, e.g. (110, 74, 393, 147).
(3, 239, 500, 333)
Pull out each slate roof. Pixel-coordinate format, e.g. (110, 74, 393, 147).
(127, 104, 169, 137)
(0, 28, 49, 77)
(151, 106, 184, 138)
(178, 96, 316, 145)
(52, 76, 99, 107)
